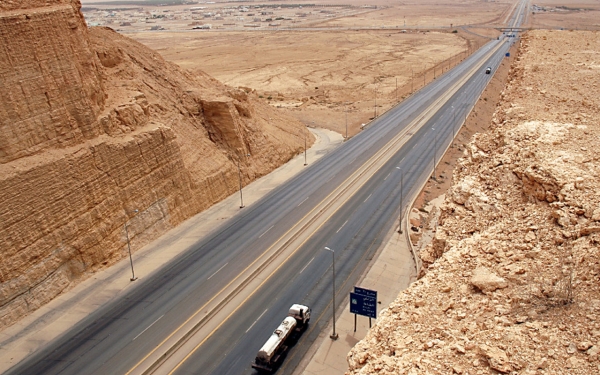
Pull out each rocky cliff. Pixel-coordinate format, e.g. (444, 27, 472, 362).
(348, 30, 600, 374)
(0, 0, 312, 328)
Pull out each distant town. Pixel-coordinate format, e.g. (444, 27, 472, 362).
(82, 2, 378, 32)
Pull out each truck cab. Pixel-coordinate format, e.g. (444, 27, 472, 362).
(288, 304, 310, 325)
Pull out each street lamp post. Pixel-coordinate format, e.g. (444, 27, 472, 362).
(345, 105, 348, 140)
(304, 134, 308, 166)
(324, 247, 338, 340)
(398, 171, 403, 234)
(237, 154, 251, 208)
(374, 84, 377, 118)
(452, 106, 456, 138)
(125, 209, 139, 281)
(432, 127, 437, 180)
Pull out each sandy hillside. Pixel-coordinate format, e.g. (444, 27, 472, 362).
(348, 29, 600, 375)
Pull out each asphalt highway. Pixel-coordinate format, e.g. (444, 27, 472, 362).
(8, 2, 526, 374)
(172, 40, 516, 375)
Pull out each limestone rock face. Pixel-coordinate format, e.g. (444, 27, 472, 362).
(0, 0, 105, 163)
(0, 1, 312, 328)
(347, 30, 600, 375)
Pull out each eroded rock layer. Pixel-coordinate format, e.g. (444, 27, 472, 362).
(0, 1, 312, 328)
(0, 1, 104, 162)
(348, 30, 600, 375)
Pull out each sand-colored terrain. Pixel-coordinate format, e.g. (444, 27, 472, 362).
(528, 0, 600, 30)
(132, 28, 480, 136)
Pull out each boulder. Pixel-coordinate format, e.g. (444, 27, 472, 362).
(470, 266, 508, 293)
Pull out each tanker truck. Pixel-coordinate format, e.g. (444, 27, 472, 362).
(251, 304, 311, 373)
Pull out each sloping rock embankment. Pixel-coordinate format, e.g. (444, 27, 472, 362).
(348, 30, 600, 375)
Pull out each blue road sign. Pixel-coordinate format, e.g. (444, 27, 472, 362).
(350, 292, 377, 319)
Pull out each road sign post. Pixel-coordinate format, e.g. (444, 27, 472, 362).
(350, 287, 377, 332)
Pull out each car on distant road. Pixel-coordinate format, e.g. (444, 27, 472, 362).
(485, 67, 492, 74)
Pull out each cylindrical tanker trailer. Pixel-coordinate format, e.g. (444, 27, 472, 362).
(251, 304, 310, 373)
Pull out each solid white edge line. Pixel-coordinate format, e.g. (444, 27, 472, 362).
(246, 309, 269, 333)
(207, 262, 229, 280)
(133, 314, 164, 341)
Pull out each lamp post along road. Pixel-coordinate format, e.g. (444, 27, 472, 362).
(374, 84, 377, 118)
(125, 209, 138, 281)
(237, 159, 244, 208)
(432, 128, 437, 180)
(324, 247, 338, 340)
(236, 153, 251, 208)
(398, 171, 403, 234)
(345, 105, 348, 140)
(451, 106, 456, 138)
(304, 134, 308, 166)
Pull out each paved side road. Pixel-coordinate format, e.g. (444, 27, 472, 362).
(0, 128, 343, 374)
